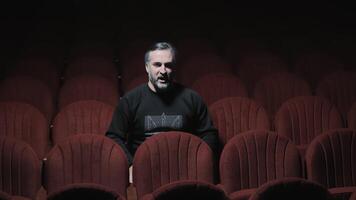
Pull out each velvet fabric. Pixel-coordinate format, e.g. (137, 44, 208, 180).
(220, 130, 302, 199)
(0, 102, 50, 158)
(52, 100, 114, 144)
(0, 137, 41, 199)
(43, 134, 129, 198)
(133, 131, 214, 199)
(209, 97, 270, 145)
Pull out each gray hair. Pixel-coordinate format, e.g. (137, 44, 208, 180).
(144, 42, 177, 64)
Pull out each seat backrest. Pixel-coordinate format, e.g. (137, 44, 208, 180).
(253, 72, 312, 121)
(0, 102, 50, 158)
(133, 131, 214, 199)
(209, 97, 270, 145)
(348, 102, 356, 129)
(0, 76, 54, 121)
(10, 56, 60, 94)
(191, 73, 247, 105)
(316, 71, 356, 122)
(52, 100, 115, 144)
(0, 137, 41, 199)
(249, 177, 333, 200)
(350, 191, 356, 200)
(65, 56, 118, 82)
(293, 52, 344, 89)
(275, 96, 343, 151)
(219, 130, 302, 194)
(43, 134, 129, 197)
(237, 52, 288, 94)
(306, 128, 356, 188)
(143, 180, 228, 200)
(47, 183, 125, 200)
(58, 75, 119, 109)
(177, 54, 233, 86)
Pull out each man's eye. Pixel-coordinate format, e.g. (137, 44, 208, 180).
(153, 62, 162, 67)
(165, 63, 174, 68)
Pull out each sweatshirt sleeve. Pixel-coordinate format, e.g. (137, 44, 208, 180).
(193, 94, 220, 156)
(106, 97, 133, 165)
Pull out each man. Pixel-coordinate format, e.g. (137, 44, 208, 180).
(106, 42, 218, 165)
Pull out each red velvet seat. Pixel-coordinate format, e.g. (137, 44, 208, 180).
(219, 130, 303, 200)
(141, 180, 228, 200)
(8, 56, 60, 96)
(306, 128, 356, 200)
(316, 71, 356, 123)
(237, 52, 288, 95)
(64, 57, 118, 83)
(209, 97, 270, 145)
(293, 52, 345, 89)
(0, 76, 55, 121)
(248, 177, 333, 200)
(58, 75, 119, 109)
(275, 96, 343, 156)
(253, 72, 312, 122)
(47, 183, 126, 200)
(0, 102, 50, 158)
(177, 55, 233, 86)
(133, 131, 214, 199)
(43, 134, 129, 198)
(52, 100, 115, 144)
(0, 137, 41, 199)
(0, 191, 31, 200)
(191, 73, 247, 106)
(350, 191, 356, 200)
(348, 102, 356, 129)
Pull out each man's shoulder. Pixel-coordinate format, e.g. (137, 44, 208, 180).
(122, 83, 148, 102)
(123, 84, 148, 99)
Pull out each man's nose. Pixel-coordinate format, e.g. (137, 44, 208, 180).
(159, 66, 167, 73)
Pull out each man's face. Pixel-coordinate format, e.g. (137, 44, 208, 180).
(145, 49, 175, 93)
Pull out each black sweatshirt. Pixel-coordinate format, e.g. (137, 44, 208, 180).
(106, 83, 219, 165)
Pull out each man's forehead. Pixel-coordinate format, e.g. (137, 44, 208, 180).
(148, 49, 173, 61)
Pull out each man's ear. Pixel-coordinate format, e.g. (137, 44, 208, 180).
(145, 63, 149, 73)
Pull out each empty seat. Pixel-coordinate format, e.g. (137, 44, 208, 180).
(249, 177, 333, 200)
(253, 72, 312, 122)
(47, 183, 126, 200)
(0, 137, 41, 199)
(316, 71, 356, 123)
(141, 180, 228, 200)
(275, 96, 343, 155)
(306, 128, 356, 200)
(350, 191, 356, 200)
(177, 55, 233, 87)
(175, 38, 217, 61)
(191, 73, 247, 106)
(348, 102, 356, 129)
(8, 56, 60, 95)
(0, 191, 31, 200)
(64, 57, 118, 83)
(43, 134, 129, 198)
(0, 76, 55, 121)
(237, 52, 288, 94)
(58, 75, 119, 109)
(293, 52, 345, 89)
(133, 132, 214, 199)
(219, 130, 302, 200)
(209, 97, 270, 145)
(52, 100, 115, 144)
(0, 102, 50, 158)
